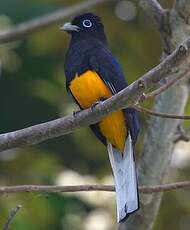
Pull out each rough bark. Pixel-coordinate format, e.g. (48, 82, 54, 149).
(119, 1, 190, 229)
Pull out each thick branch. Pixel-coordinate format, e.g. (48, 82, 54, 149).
(0, 0, 112, 44)
(175, 0, 190, 20)
(0, 38, 190, 152)
(0, 181, 189, 194)
(121, 2, 190, 230)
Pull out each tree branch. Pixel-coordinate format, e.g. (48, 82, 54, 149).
(0, 181, 189, 194)
(120, 1, 190, 230)
(0, 0, 112, 44)
(175, 0, 190, 21)
(139, 0, 167, 28)
(0, 38, 190, 152)
(3, 204, 22, 230)
(134, 105, 190, 120)
(145, 69, 190, 99)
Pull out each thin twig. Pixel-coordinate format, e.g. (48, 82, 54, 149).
(0, 0, 112, 44)
(145, 69, 190, 99)
(0, 38, 190, 152)
(134, 105, 190, 119)
(0, 181, 189, 194)
(3, 204, 22, 230)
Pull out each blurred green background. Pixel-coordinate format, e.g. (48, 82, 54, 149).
(0, 0, 190, 229)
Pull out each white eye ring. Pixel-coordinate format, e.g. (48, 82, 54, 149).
(82, 19, 92, 28)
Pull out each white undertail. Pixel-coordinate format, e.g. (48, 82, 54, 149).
(107, 133, 139, 222)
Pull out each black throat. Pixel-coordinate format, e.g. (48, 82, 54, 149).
(69, 29, 108, 47)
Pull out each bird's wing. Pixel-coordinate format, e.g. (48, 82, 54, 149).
(89, 47, 127, 93)
(89, 47, 140, 144)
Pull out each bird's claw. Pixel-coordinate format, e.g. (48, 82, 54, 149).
(73, 110, 82, 117)
(91, 97, 107, 111)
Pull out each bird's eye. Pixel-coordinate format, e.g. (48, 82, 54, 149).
(82, 19, 92, 28)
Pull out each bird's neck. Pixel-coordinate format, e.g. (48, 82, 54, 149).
(70, 33, 108, 47)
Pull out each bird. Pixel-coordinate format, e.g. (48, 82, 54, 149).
(61, 12, 140, 223)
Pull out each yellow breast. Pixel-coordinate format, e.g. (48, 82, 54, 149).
(69, 70, 127, 152)
(70, 70, 112, 108)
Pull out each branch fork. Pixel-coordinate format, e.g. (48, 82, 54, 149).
(0, 36, 190, 152)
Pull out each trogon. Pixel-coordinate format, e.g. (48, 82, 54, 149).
(61, 13, 140, 223)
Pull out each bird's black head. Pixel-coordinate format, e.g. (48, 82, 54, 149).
(61, 13, 107, 45)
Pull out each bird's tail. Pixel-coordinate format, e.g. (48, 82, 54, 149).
(107, 133, 139, 223)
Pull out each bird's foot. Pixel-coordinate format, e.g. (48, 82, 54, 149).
(91, 97, 107, 111)
(73, 109, 82, 117)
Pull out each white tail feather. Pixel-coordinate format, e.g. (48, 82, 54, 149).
(107, 133, 139, 222)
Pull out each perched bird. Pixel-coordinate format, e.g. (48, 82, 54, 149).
(61, 13, 140, 223)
